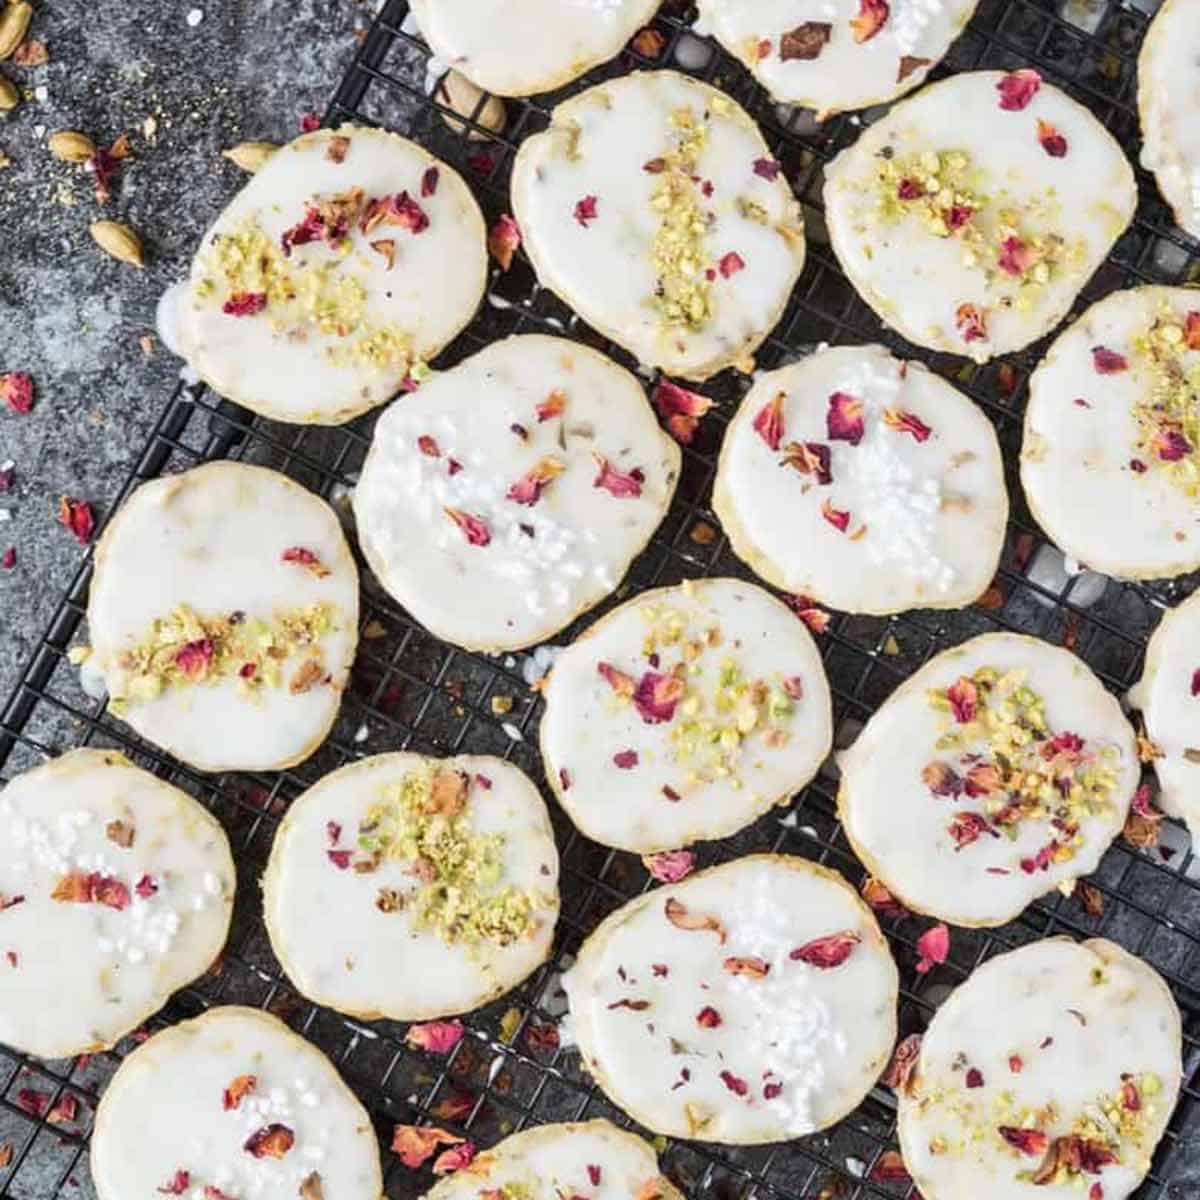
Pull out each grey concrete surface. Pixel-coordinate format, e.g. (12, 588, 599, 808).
(0, 0, 377, 700)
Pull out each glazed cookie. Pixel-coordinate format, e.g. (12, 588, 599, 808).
(1128, 588, 1200, 843)
(1138, 0, 1200, 241)
(1021, 286, 1200, 580)
(177, 125, 486, 424)
(539, 577, 833, 853)
(511, 71, 806, 381)
(353, 334, 679, 652)
(899, 939, 1182, 1200)
(0, 749, 233, 1060)
(824, 70, 1135, 363)
(838, 633, 1139, 928)
(92, 1006, 382, 1200)
(410, 0, 662, 97)
(564, 854, 898, 1144)
(263, 753, 559, 1021)
(422, 1121, 683, 1200)
(713, 344, 1008, 614)
(86, 462, 359, 774)
(695, 0, 979, 117)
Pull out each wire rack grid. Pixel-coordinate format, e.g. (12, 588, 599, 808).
(3, 1, 1200, 1198)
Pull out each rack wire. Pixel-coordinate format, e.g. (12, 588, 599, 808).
(3, 1, 1200, 1197)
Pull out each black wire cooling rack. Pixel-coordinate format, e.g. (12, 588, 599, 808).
(4, 1, 1200, 1197)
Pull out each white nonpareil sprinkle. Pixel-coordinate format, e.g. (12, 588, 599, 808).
(186, 8, 204, 26)
(501, 722, 523, 742)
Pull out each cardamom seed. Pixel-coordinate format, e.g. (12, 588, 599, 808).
(90, 220, 145, 268)
(0, 2, 32, 62)
(0, 70, 17, 111)
(48, 130, 97, 163)
(434, 69, 506, 141)
(222, 140, 278, 174)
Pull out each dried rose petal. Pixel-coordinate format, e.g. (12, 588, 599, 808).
(1020, 840, 1060, 874)
(790, 930, 860, 968)
(300, 112, 320, 132)
(488, 214, 521, 271)
(696, 1006, 722, 1028)
(956, 303, 988, 343)
(948, 810, 996, 848)
(653, 379, 714, 445)
(592, 453, 644, 498)
(282, 546, 332, 578)
(827, 392, 865, 445)
(664, 896, 727, 943)
(1152, 428, 1192, 461)
(787, 595, 831, 634)
(753, 393, 786, 450)
(633, 670, 684, 724)
(598, 661, 637, 698)
(58, 496, 95, 544)
(559, 768, 572, 791)
(135, 874, 157, 899)
(753, 157, 782, 181)
(996, 68, 1041, 111)
(223, 1074, 257, 1110)
(430, 1091, 475, 1122)
(718, 251, 745, 278)
(391, 1125, 464, 1169)
(587, 1166, 602, 1187)
(420, 166, 439, 198)
(1185, 312, 1200, 350)
(782, 675, 804, 700)
(157, 1170, 190, 1195)
(862, 877, 908, 919)
(1121, 1073, 1140, 1111)
(965, 1067, 984, 1088)
(613, 749, 639, 769)
(244, 1124, 294, 1159)
(1, 373, 33, 414)
(1036, 118, 1068, 157)
(965, 762, 1002, 797)
(723, 956, 770, 978)
(922, 761, 964, 797)
(897, 177, 923, 201)
(175, 639, 215, 680)
(523, 1021, 560, 1055)
(537, 390, 566, 422)
(204, 1188, 237, 1200)
(642, 850, 695, 883)
(444, 508, 491, 547)
(821, 498, 851, 533)
(432, 1142, 477, 1175)
(882, 408, 932, 442)
(51, 871, 130, 910)
(780, 440, 832, 485)
(915, 923, 950, 974)
(222, 291, 267, 317)
(945, 675, 978, 723)
(1092, 346, 1128, 374)
(945, 203, 974, 230)
(850, 0, 889, 43)
(780, 21, 831, 60)
(0, 893, 24, 910)
(406, 1020, 464, 1055)
(327, 849, 351, 870)
(630, 27, 667, 57)
(718, 1070, 749, 1097)
(506, 457, 565, 506)
(882, 1033, 922, 1094)
(361, 191, 429, 236)
(898, 54, 932, 82)
(16, 1088, 49, 1117)
(868, 1151, 909, 1183)
(574, 195, 599, 227)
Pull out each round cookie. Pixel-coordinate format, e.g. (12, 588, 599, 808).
(838, 633, 1139, 928)
(422, 1120, 683, 1200)
(511, 71, 807, 381)
(899, 939, 1182, 1200)
(1021, 286, 1200, 580)
(713, 344, 1008, 614)
(824, 70, 1135, 363)
(539, 577, 833, 853)
(177, 125, 486, 425)
(352, 334, 679, 652)
(410, 0, 662, 97)
(92, 1006, 382, 1200)
(695, 0, 979, 117)
(0, 749, 233, 1060)
(263, 753, 559, 1021)
(1138, 0, 1200, 242)
(564, 854, 898, 1144)
(1128, 588, 1200, 841)
(86, 462, 359, 774)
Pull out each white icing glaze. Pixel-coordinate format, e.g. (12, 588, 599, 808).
(714, 344, 1008, 613)
(839, 633, 1139, 927)
(1129, 588, 1200, 835)
(410, 0, 661, 96)
(1020, 285, 1200, 580)
(824, 71, 1135, 362)
(1138, 0, 1200, 241)
(91, 1007, 382, 1200)
(696, 0, 978, 115)
(899, 939, 1182, 1200)
(511, 71, 807, 381)
(353, 334, 679, 651)
(263, 753, 560, 1020)
(565, 854, 898, 1143)
(178, 126, 486, 425)
(0, 749, 233, 1059)
(88, 462, 359, 773)
(423, 1121, 682, 1200)
(539, 577, 833, 852)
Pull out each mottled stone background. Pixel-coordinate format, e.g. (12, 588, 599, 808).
(0, 0, 378, 698)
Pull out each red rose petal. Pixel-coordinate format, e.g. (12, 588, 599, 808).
(420, 166, 439, 198)
(221, 292, 267, 317)
(174, 638, 214, 680)
(882, 408, 932, 442)
(642, 849, 695, 883)
(718, 1070, 748, 1096)
(157, 1170, 191, 1195)
(506, 457, 565, 506)
(696, 1005, 722, 1028)
(406, 1020, 465, 1054)
(488, 214, 521, 271)
(849, 0, 889, 43)
(956, 303, 988, 343)
(57, 496, 95, 545)
(573, 195, 598, 227)
(790, 930, 860, 968)
(868, 1151, 909, 1183)
(432, 1142, 477, 1175)
(997, 236, 1036, 277)
(244, 1123, 294, 1159)
(444, 508, 491, 546)
(945, 675, 978, 723)
(998, 1126, 1049, 1156)
(1185, 312, 1200, 350)
(945, 203, 975, 230)
(966, 1067, 984, 1088)
(0, 372, 33, 414)
(592, 453, 644, 498)
(299, 112, 320, 132)
(752, 157, 781, 180)
(785, 594, 831, 634)
(1092, 346, 1128, 374)
(718, 251, 745, 278)
(752, 393, 786, 451)
(633, 670, 684, 723)
(613, 749, 639, 769)
(996, 68, 1041, 111)
(653, 379, 714, 445)
(897, 177, 923, 201)
(821, 498, 851, 533)
(1036, 118, 1068, 157)
(1, 547, 14, 570)
(915, 922, 950, 974)
(827, 392, 865, 444)
(135, 874, 158, 899)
